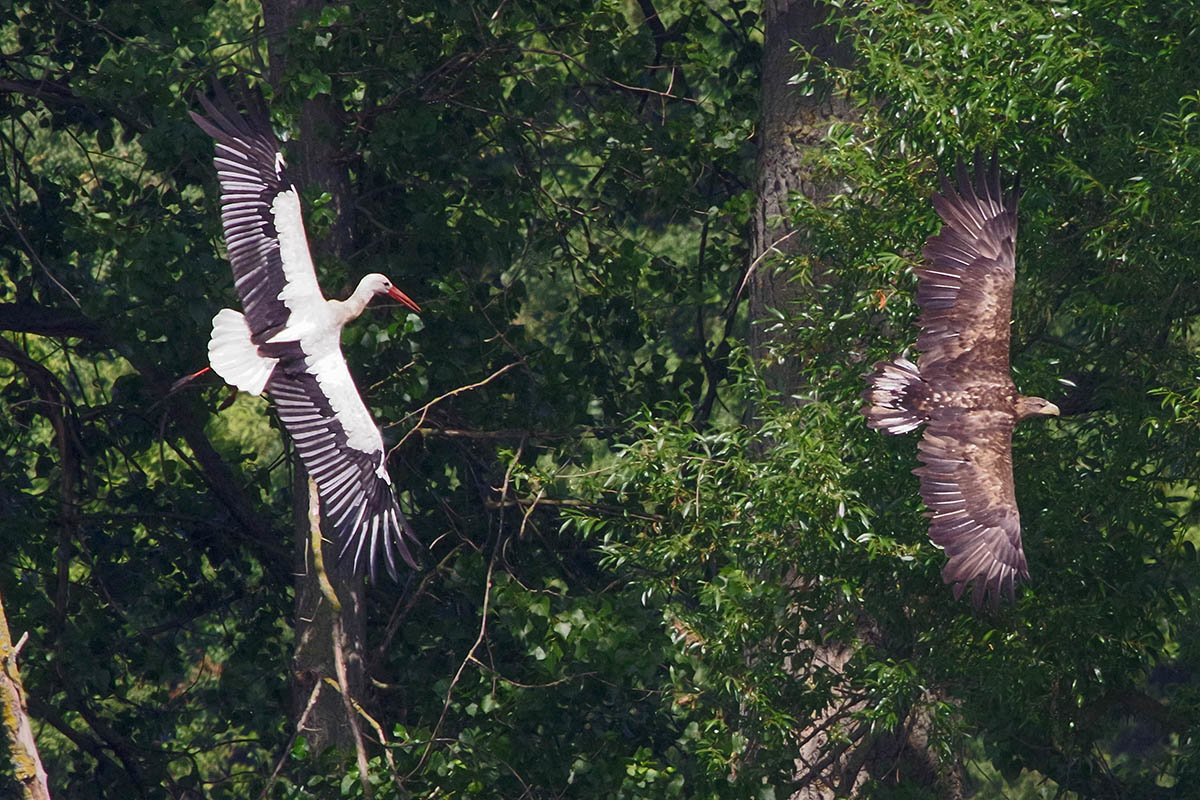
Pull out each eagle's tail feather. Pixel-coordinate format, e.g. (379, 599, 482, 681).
(861, 357, 928, 434)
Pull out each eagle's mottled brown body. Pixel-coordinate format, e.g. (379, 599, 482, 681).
(862, 154, 1059, 607)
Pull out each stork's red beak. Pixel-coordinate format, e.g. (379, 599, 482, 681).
(387, 286, 421, 313)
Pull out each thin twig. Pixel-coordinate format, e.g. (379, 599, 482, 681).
(342, 690, 399, 781)
(259, 681, 322, 800)
(414, 426, 614, 441)
(486, 496, 663, 522)
(386, 362, 521, 455)
(373, 547, 461, 666)
(0, 204, 80, 308)
(606, 77, 698, 104)
(730, 227, 803, 314)
(409, 438, 525, 779)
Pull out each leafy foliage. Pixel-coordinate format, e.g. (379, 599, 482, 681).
(751, 0, 1200, 793)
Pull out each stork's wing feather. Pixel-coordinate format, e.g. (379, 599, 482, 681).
(265, 346, 418, 580)
(914, 408, 1028, 607)
(916, 153, 1019, 379)
(190, 87, 325, 343)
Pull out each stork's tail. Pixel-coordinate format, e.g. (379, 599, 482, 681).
(208, 308, 278, 396)
(861, 357, 928, 434)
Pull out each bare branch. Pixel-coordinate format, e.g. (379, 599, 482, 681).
(410, 438, 525, 779)
(386, 361, 521, 454)
(259, 682, 322, 800)
(306, 479, 372, 795)
(0, 304, 105, 340)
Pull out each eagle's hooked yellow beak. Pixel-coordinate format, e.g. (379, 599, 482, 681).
(1045, 402, 1061, 416)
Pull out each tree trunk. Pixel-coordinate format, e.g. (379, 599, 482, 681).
(261, 0, 368, 753)
(750, 0, 855, 400)
(0, 592, 52, 800)
(786, 617, 965, 799)
(290, 470, 368, 753)
(751, 3, 964, 797)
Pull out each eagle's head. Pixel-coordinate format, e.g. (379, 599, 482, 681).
(1015, 395, 1060, 420)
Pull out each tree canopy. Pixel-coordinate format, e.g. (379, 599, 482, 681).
(2, 0, 1199, 798)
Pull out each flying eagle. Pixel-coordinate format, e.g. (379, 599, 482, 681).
(861, 153, 1059, 607)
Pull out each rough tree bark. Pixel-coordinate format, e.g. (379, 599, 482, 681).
(750, 0, 855, 400)
(785, 617, 964, 799)
(0, 591, 52, 800)
(260, 0, 369, 753)
(750, 2, 964, 797)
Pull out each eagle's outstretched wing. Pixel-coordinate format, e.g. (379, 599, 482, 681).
(916, 153, 1019, 380)
(915, 408, 1028, 606)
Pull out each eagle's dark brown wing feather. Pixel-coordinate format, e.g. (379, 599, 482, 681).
(916, 156, 1018, 378)
(914, 408, 1028, 606)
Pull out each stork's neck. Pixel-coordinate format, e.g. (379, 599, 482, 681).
(331, 278, 378, 326)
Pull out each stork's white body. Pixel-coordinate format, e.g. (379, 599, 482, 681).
(192, 88, 421, 579)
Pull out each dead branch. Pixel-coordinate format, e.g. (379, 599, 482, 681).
(0, 590, 52, 800)
(306, 478, 372, 796)
(259, 681, 322, 800)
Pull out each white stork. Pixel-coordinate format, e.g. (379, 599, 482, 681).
(190, 88, 420, 580)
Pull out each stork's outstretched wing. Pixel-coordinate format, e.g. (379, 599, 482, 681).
(189, 87, 324, 344)
(266, 345, 417, 579)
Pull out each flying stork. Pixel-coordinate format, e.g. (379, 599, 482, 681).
(190, 87, 421, 580)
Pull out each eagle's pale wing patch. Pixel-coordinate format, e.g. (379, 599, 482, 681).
(914, 408, 1028, 608)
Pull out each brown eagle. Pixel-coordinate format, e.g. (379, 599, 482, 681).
(861, 153, 1059, 607)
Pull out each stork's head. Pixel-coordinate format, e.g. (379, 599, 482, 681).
(360, 273, 421, 313)
(1015, 395, 1060, 421)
